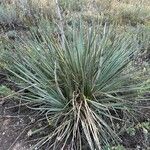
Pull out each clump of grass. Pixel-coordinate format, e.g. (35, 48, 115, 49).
(0, 3, 19, 26)
(121, 7, 149, 26)
(21, 0, 54, 23)
(113, 3, 150, 26)
(84, 0, 150, 26)
(60, 0, 85, 12)
(0, 0, 55, 29)
(5, 23, 150, 149)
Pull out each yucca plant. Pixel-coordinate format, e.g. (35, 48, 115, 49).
(5, 24, 150, 149)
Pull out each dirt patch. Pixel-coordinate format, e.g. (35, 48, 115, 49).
(0, 98, 32, 150)
(0, 72, 32, 150)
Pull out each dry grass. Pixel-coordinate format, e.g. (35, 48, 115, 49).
(78, 0, 150, 25)
(1, 0, 150, 26)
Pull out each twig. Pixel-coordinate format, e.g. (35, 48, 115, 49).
(55, 0, 65, 49)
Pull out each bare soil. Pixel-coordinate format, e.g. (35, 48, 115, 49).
(0, 72, 32, 150)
